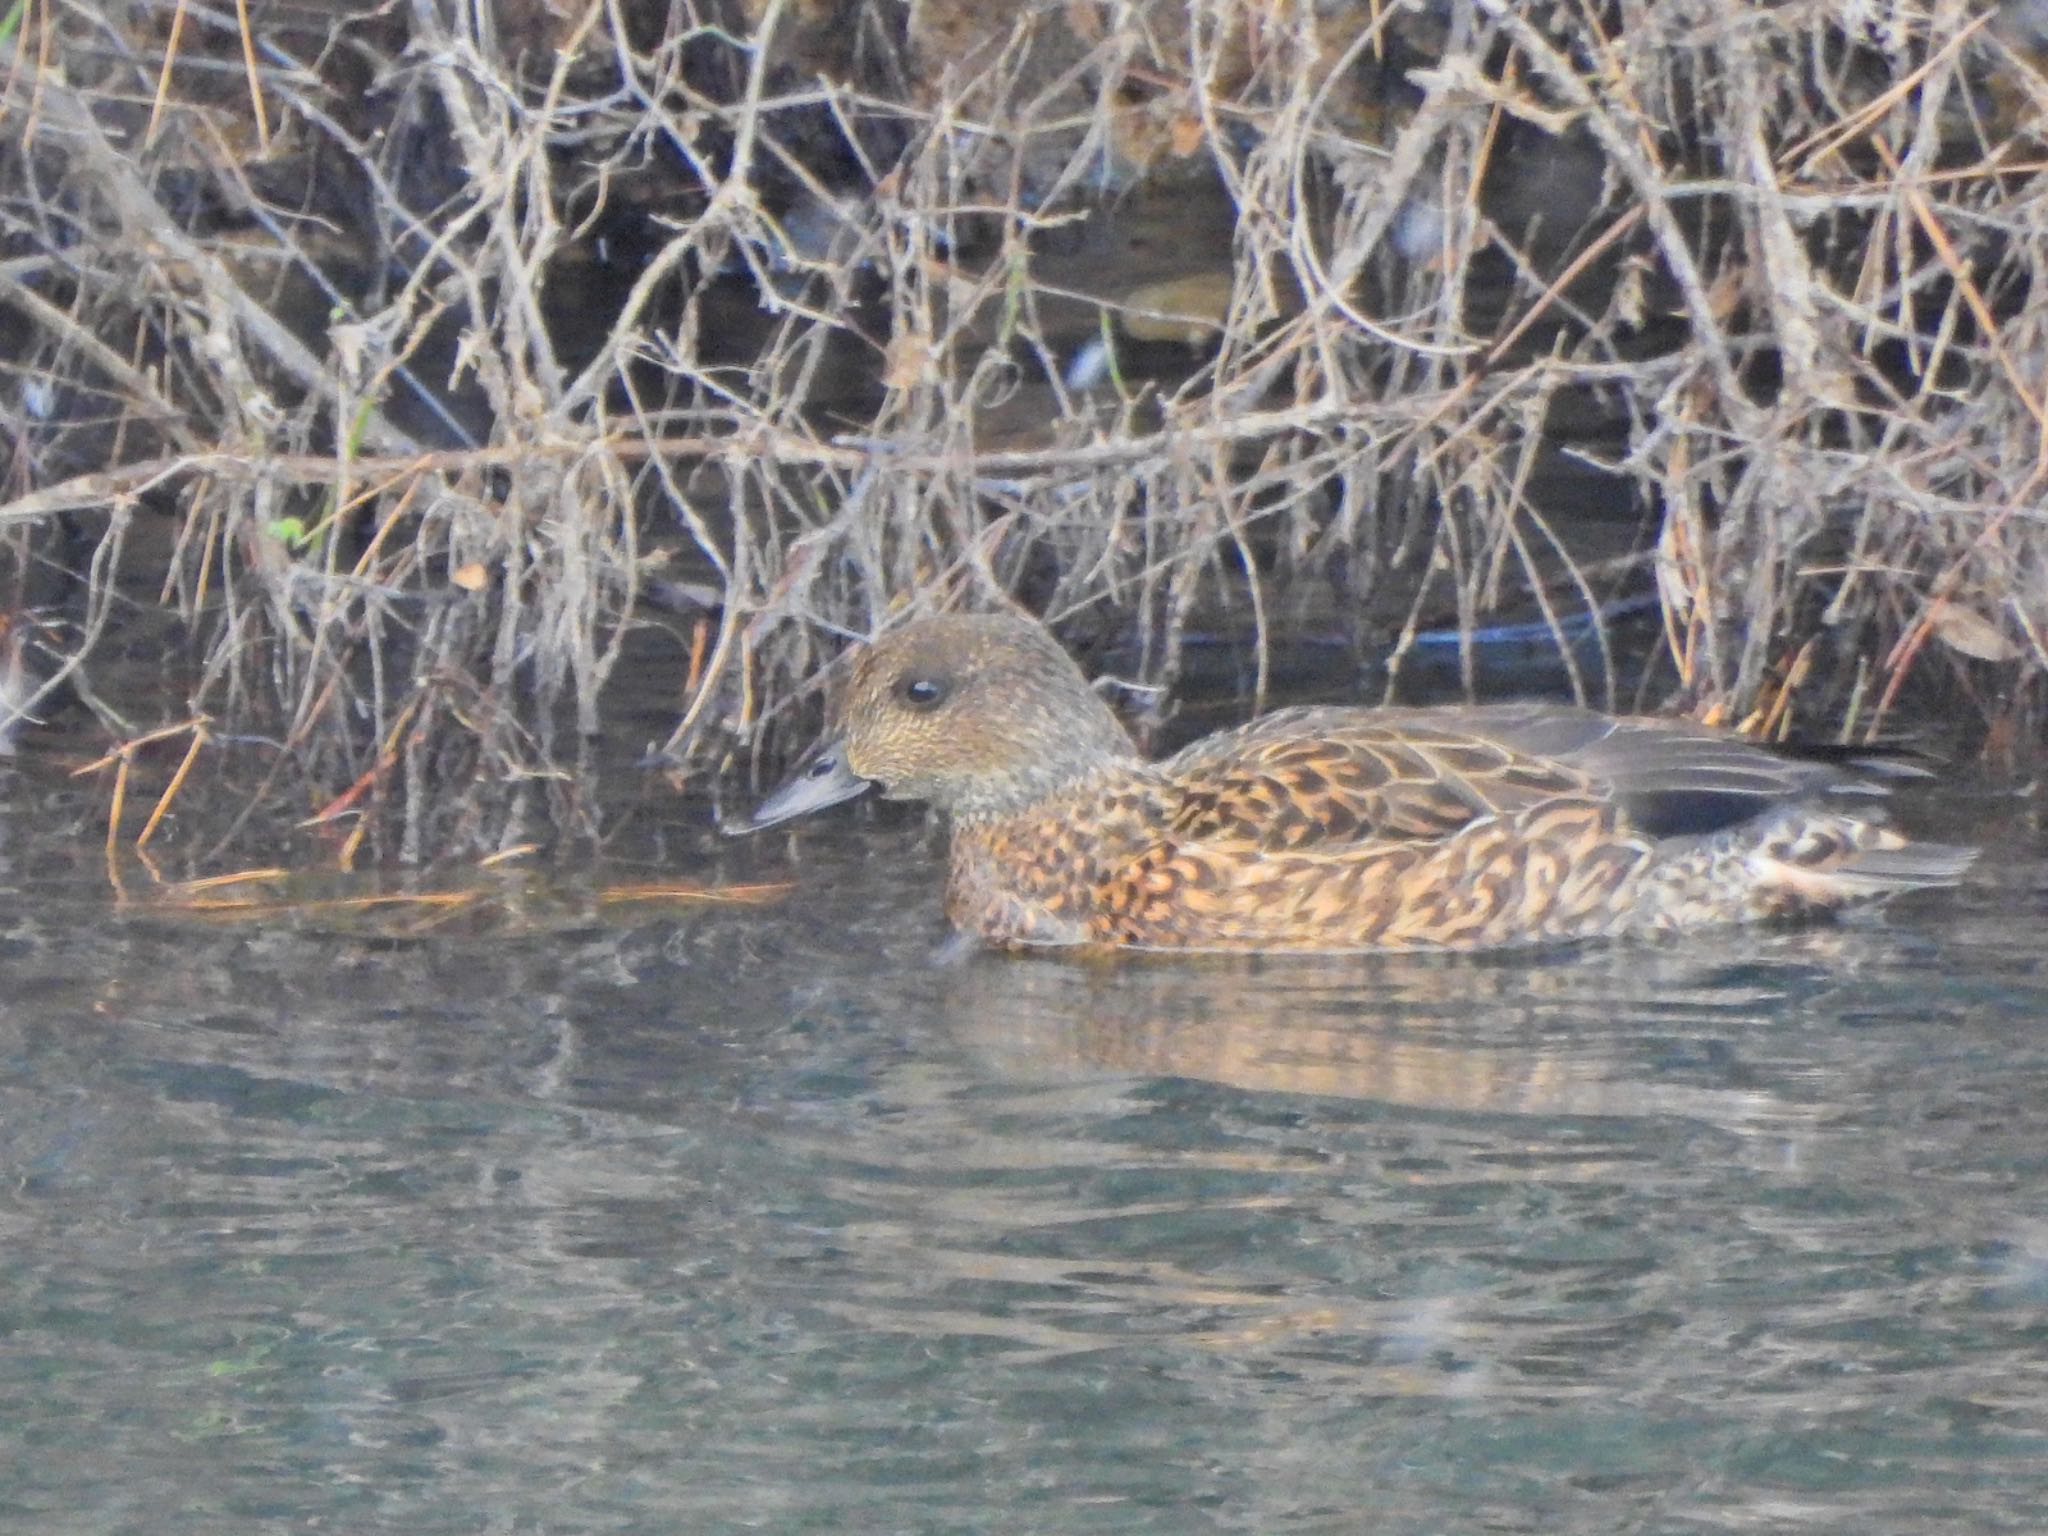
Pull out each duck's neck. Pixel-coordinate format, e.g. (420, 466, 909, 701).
(951, 755, 1140, 826)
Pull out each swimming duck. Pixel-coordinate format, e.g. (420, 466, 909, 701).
(740, 613, 1973, 952)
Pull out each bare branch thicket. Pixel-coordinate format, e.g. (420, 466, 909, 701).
(0, 0, 2041, 862)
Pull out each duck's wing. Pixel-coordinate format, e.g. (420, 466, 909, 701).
(1157, 708, 1600, 856)
(1158, 703, 1885, 855)
(1390, 702, 1886, 837)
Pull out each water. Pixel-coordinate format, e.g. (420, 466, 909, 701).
(2, 768, 2045, 1534)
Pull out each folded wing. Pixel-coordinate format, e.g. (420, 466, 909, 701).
(1157, 702, 1894, 856)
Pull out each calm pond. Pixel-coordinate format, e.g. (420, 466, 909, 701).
(2, 746, 2044, 1533)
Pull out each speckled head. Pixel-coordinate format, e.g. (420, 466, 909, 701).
(743, 613, 1138, 830)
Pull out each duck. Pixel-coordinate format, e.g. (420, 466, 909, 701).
(737, 613, 1974, 953)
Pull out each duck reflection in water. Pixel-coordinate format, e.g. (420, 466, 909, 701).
(938, 938, 1848, 1134)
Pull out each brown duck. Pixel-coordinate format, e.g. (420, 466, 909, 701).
(740, 614, 1973, 952)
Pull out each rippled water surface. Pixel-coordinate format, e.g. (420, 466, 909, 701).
(2, 762, 2045, 1534)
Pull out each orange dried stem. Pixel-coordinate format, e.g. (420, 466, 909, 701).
(230, 0, 270, 151)
(136, 725, 207, 851)
(144, 0, 189, 147)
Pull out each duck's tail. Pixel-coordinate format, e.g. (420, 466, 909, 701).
(1755, 823, 1977, 909)
(1818, 840, 1978, 895)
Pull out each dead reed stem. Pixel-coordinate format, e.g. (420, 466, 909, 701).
(0, 0, 2039, 863)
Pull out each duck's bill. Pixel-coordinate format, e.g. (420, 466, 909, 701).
(729, 740, 874, 833)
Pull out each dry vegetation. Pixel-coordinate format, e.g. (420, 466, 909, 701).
(0, 0, 2043, 862)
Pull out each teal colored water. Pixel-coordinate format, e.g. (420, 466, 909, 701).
(1, 771, 2043, 1534)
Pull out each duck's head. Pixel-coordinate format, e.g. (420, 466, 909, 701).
(739, 613, 1138, 830)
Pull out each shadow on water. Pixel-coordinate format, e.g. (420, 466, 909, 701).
(2, 765, 2047, 1532)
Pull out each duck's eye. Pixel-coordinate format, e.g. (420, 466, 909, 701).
(898, 675, 947, 709)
